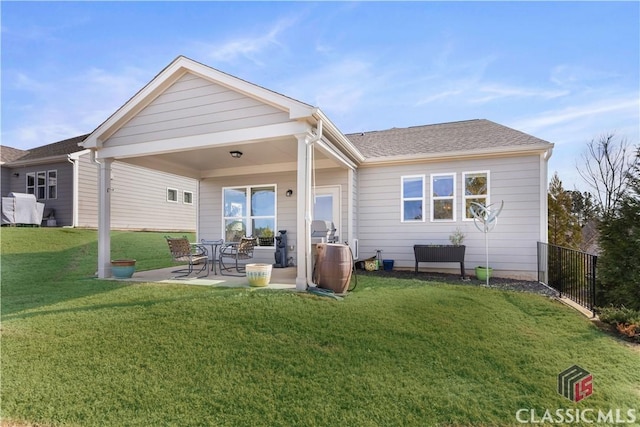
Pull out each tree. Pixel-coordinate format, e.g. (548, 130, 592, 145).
(577, 133, 639, 217)
(567, 190, 597, 227)
(548, 172, 581, 249)
(597, 147, 640, 310)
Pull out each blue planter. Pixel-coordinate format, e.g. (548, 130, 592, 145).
(111, 259, 136, 279)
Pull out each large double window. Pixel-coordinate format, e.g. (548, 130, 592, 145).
(223, 185, 276, 244)
(26, 170, 57, 200)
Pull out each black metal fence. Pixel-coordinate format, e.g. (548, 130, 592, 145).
(537, 242, 598, 312)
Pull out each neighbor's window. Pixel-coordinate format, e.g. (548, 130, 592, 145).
(167, 188, 178, 203)
(37, 171, 46, 200)
(26, 173, 35, 195)
(47, 170, 57, 199)
(183, 191, 193, 205)
(463, 171, 489, 220)
(401, 175, 424, 222)
(431, 173, 455, 221)
(223, 185, 276, 243)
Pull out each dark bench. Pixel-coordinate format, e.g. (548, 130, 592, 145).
(413, 245, 466, 279)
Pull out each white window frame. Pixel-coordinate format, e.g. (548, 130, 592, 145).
(26, 172, 35, 195)
(222, 184, 277, 244)
(430, 173, 456, 222)
(166, 188, 178, 203)
(36, 171, 46, 200)
(47, 170, 57, 199)
(183, 190, 193, 205)
(462, 170, 490, 221)
(401, 175, 425, 222)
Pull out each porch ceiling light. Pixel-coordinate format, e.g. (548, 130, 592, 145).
(230, 150, 243, 159)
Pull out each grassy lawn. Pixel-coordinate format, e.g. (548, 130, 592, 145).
(1, 228, 638, 426)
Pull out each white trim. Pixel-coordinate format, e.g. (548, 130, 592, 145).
(25, 172, 35, 195)
(95, 121, 310, 160)
(430, 173, 456, 222)
(47, 169, 58, 200)
(166, 188, 179, 203)
(462, 170, 490, 221)
(401, 174, 426, 223)
(313, 185, 342, 241)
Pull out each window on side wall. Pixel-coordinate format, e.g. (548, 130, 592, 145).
(183, 191, 193, 205)
(47, 170, 57, 199)
(463, 171, 489, 220)
(36, 171, 46, 200)
(401, 175, 425, 222)
(431, 173, 455, 221)
(167, 188, 178, 203)
(223, 185, 276, 244)
(26, 172, 35, 195)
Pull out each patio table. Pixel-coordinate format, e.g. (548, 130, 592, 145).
(200, 239, 224, 275)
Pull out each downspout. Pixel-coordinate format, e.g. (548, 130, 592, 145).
(541, 147, 554, 244)
(305, 119, 323, 286)
(67, 154, 79, 227)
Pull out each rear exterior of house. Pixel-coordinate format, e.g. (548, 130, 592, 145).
(77, 56, 552, 283)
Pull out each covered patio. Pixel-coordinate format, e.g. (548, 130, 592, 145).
(81, 56, 362, 290)
(118, 265, 297, 290)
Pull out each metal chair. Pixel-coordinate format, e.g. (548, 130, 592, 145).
(165, 236, 209, 278)
(219, 236, 257, 276)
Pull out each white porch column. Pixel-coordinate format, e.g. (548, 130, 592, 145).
(97, 158, 113, 278)
(295, 134, 312, 290)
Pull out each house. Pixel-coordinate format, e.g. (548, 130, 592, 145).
(1, 136, 197, 230)
(76, 56, 552, 286)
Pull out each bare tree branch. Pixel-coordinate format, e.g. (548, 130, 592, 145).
(577, 133, 638, 217)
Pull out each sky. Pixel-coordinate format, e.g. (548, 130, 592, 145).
(2, 1, 639, 192)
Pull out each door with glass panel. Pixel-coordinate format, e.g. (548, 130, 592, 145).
(313, 186, 341, 241)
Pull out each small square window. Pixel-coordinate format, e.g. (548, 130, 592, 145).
(167, 188, 178, 203)
(183, 191, 193, 205)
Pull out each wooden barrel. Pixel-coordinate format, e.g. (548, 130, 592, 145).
(314, 243, 353, 294)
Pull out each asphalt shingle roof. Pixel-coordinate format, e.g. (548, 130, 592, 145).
(346, 119, 553, 159)
(0, 146, 28, 163)
(2, 134, 89, 163)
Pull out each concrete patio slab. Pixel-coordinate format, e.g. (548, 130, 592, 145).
(111, 265, 297, 290)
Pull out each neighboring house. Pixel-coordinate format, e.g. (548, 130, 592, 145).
(74, 56, 552, 285)
(1, 136, 197, 231)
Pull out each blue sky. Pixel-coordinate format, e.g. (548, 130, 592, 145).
(2, 1, 638, 191)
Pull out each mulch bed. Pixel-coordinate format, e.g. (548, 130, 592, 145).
(354, 268, 559, 297)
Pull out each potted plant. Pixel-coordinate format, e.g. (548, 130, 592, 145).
(111, 259, 136, 279)
(449, 227, 465, 246)
(258, 227, 274, 246)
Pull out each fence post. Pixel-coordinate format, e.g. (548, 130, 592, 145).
(591, 255, 598, 313)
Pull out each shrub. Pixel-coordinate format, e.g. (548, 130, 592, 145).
(597, 306, 640, 342)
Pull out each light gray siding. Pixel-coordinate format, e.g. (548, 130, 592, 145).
(77, 154, 196, 231)
(357, 155, 543, 279)
(107, 73, 291, 146)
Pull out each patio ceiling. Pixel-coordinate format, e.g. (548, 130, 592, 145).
(117, 137, 336, 179)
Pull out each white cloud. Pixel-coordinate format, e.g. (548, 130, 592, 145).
(202, 18, 297, 66)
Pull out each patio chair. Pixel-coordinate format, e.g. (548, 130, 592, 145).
(219, 236, 257, 276)
(165, 236, 209, 278)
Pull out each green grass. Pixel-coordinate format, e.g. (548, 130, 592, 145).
(1, 228, 639, 427)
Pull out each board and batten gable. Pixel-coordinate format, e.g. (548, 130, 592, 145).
(105, 73, 292, 147)
(356, 154, 544, 279)
(76, 153, 196, 231)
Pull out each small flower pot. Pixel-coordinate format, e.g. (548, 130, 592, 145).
(111, 259, 136, 279)
(475, 266, 493, 281)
